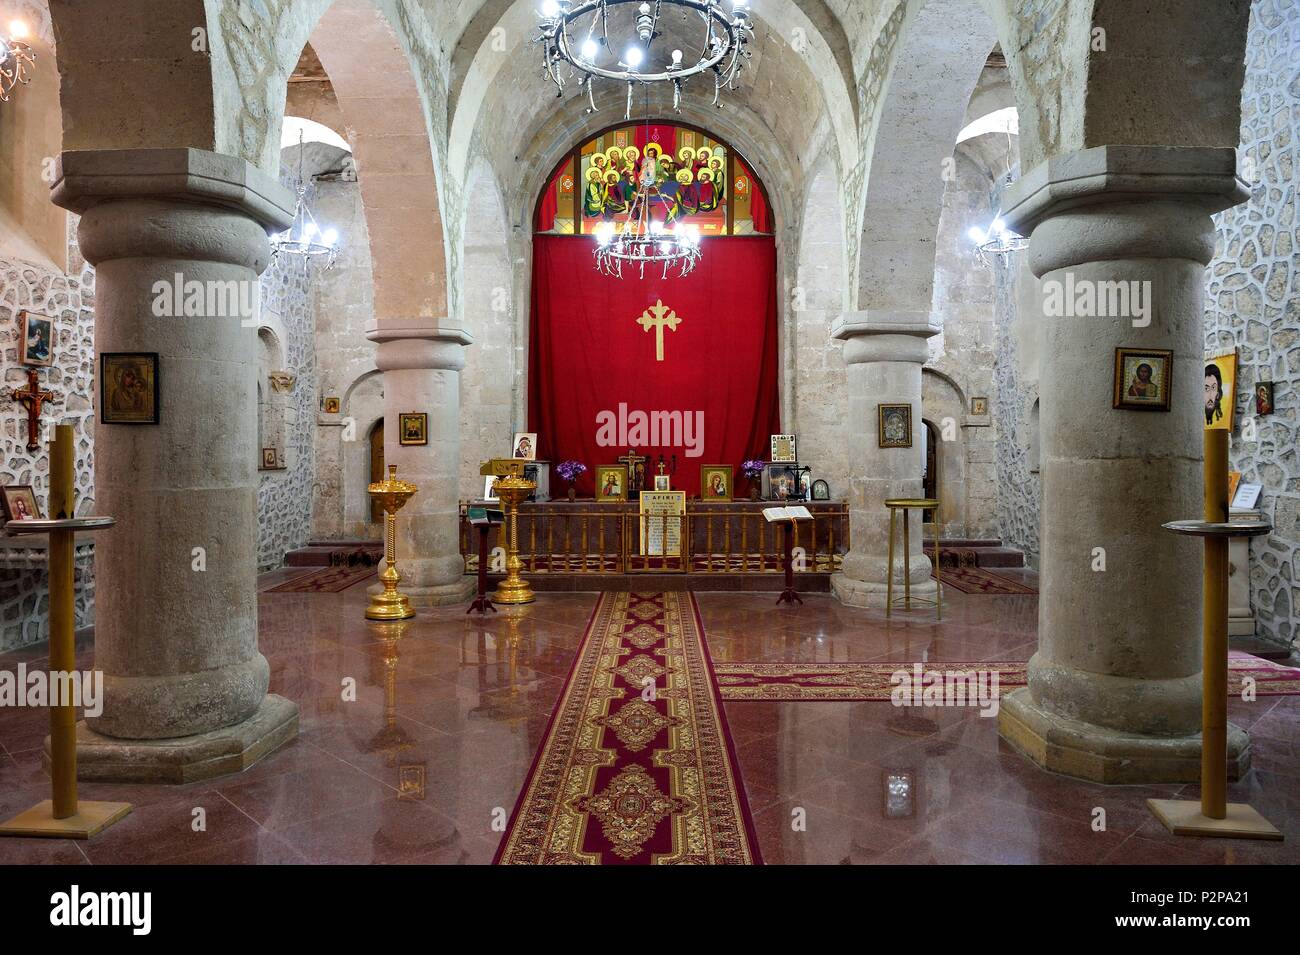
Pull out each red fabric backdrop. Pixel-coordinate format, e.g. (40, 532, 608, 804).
(529, 235, 781, 497)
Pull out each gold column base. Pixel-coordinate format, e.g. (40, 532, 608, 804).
(0, 799, 132, 840)
(492, 576, 536, 605)
(1146, 798, 1283, 840)
(366, 582, 415, 620)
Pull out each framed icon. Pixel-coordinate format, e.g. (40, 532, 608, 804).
(596, 465, 628, 502)
(100, 352, 160, 424)
(399, 412, 428, 446)
(482, 475, 500, 503)
(1255, 381, 1274, 416)
(811, 479, 830, 501)
(878, 403, 912, 448)
(1113, 347, 1173, 412)
(970, 396, 989, 416)
(0, 484, 42, 522)
(653, 474, 671, 491)
(769, 434, 797, 463)
(700, 465, 732, 502)
(512, 431, 538, 461)
(321, 396, 341, 414)
(261, 447, 279, 469)
(18, 310, 54, 367)
(1204, 350, 1238, 430)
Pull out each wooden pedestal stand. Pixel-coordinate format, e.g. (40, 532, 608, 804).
(776, 520, 803, 606)
(468, 521, 498, 615)
(0, 425, 130, 839)
(1146, 429, 1281, 840)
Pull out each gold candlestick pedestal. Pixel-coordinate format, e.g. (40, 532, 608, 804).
(492, 468, 537, 605)
(366, 464, 418, 621)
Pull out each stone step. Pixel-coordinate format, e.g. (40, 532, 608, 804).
(286, 541, 383, 567)
(925, 539, 1027, 569)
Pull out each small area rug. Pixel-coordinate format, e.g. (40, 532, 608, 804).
(933, 566, 1037, 595)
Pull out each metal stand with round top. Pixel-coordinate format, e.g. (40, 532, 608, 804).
(884, 498, 942, 619)
(0, 425, 131, 839)
(1146, 430, 1281, 840)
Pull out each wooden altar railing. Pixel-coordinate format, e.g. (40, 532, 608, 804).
(458, 502, 849, 576)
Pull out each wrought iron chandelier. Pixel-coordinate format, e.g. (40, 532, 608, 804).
(968, 215, 1027, 267)
(270, 133, 340, 271)
(593, 187, 702, 278)
(0, 21, 36, 102)
(538, 0, 754, 119)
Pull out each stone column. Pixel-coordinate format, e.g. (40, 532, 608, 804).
(997, 145, 1250, 783)
(50, 148, 299, 783)
(830, 311, 940, 608)
(368, 321, 476, 607)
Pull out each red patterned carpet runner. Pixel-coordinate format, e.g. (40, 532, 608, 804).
(264, 563, 376, 594)
(715, 653, 1300, 702)
(933, 566, 1037, 595)
(495, 591, 761, 865)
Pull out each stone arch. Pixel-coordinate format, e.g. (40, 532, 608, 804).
(791, 151, 850, 499)
(921, 367, 968, 536)
(299, 0, 450, 324)
(854, 0, 1005, 316)
(1, 1, 62, 267)
(459, 158, 514, 499)
(339, 369, 384, 535)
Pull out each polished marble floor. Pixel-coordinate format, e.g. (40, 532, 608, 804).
(1, 574, 1297, 865)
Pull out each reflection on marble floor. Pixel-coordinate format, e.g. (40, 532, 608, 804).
(1, 578, 1297, 865)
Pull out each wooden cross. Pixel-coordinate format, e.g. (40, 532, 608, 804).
(635, 300, 681, 362)
(618, 449, 647, 493)
(8, 369, 60, 452)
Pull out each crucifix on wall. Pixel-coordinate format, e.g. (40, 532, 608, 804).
(618, 449, 647, 498)
(6, 369, 61, 452)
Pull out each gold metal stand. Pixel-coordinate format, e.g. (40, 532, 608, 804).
(492, 466, 537, 605)
(0, 424, 130, 839)
(1147, 430, 1281, 840)
(884, 498, 942, 619)
(365, 464, 418, 621)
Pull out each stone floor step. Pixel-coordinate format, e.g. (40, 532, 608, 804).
(925, 539, 1027, 569)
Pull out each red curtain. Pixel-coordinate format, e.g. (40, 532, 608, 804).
(751, 184, 771, 234)
(635, 123, 678, 158)
(535, 161, 563, 232)
(529, 235, 780, 497)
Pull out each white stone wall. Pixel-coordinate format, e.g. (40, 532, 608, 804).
(255, 229, 317, 570)
(0, 220, 96, 650)
(1204, 0, 1300, 649)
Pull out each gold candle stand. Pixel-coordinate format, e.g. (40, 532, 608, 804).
(0, 424, 130, 839)
(1147, 429, 1281, 840)
(492, 466, 537, 606)
(366, 464, 418, 621)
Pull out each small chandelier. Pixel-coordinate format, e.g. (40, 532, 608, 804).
(0, 21, 36, 102)
(538, 0, 754, 119)
(968, 216, 1027, 267)
(270, 133, 340, 271)
(593, 181, 702, 279)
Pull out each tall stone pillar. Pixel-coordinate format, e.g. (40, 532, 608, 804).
(368, 321, 476, 607)
(50, 148, 299, 782)
(830, 312, 940, 608)
(997, 146, 1250, 783)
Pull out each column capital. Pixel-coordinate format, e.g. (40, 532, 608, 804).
(50, 148, 294, 232)
(365, 318, 474, 347)
(832, 310, 938, 365)
(1004, 146, 1247, 234)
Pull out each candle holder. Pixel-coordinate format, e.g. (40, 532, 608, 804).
(492, 466, 537, 606)
(366, 464, 418, 621)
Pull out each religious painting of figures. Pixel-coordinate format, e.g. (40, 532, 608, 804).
(100, 353, 160, 425)
(399, 412, 428, 446)
(1204, 350, 1238, 430)
(535, 122, 773, 239)
(596, 465, 627, 502)
(700, 465, 732, 502)
(1256, 381, 1274, 416)
(321, 396, 341, 414)
(0, 485, 41, 522)
(970, 396, 989, 416)
(482, 475, 500, 503)
(765, 465, 800, 501)
(878, 403, 913, 448)
(770, 433, 797, 463)
(811, 478, 830, 501)
(18, 310, 53, 367)
(261, 448, 278, 469)
(1112, 348, 1173, 412)
(512, 431, 537, 460)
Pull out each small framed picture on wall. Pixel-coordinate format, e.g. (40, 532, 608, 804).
(18, 311, 54, 367)
(878, 403, 912, 448)
(100, 353, 160, 424)
(1112, 348, 1173, 412)
(769, 434, 797, 463)
(399, 412, 428, 446)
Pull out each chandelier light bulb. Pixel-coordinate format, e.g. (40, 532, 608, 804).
(625, 45, 644, 67)
(540, 0, 560, 18)
(581, 38, 599, 59)
(967, 226, 987, 243)
(322, 228, 338, 246)
(8, 20, 29, 38)
(672, 49, 683, 64)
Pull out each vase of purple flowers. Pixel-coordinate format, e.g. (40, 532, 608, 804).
(556, 460, 587, 501)
(741, 459, 766, 501)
